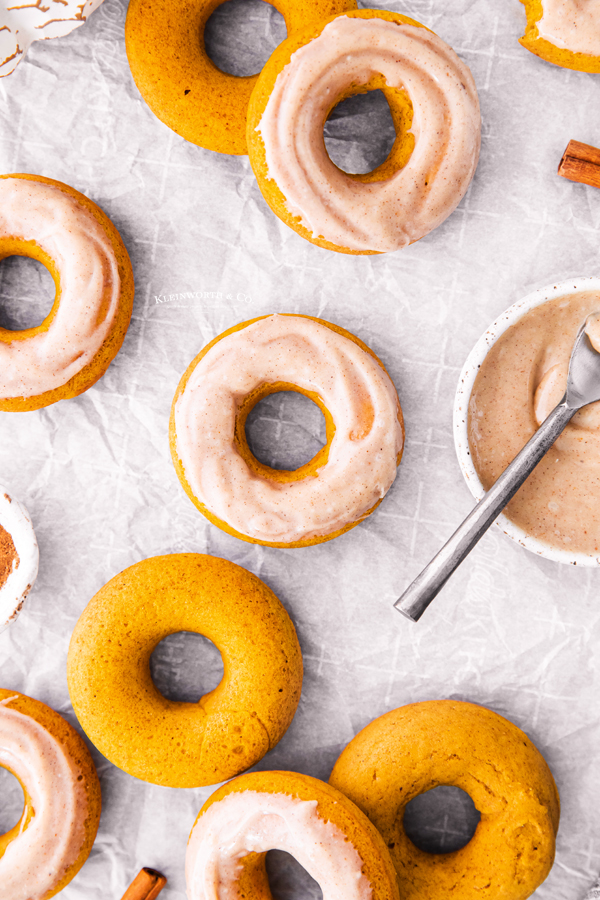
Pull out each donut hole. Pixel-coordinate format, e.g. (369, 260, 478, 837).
(245, 391, 327, 471)
(0, 766, 25, 836)
(266, 849, 323, 900)
(0, 255, 55, 332)
(150, 632, 224, 703)
(204, 0, 287, 77)
(403, 786, 481, 854)
(324, 90, 399, 176)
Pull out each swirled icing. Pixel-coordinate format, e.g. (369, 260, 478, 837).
(537, 0, 600, 55)
(255, 15, 481, 252)
(0, 696, 88, 900)
(0, 177, 120, 399)
(174, 315, 403, 544)
(186, 790, 372, 900)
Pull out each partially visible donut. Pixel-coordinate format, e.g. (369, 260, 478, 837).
(67, 554, 303, 787)
(247, 9, 481, 254)
(186, 770, 400, 900)
(0, 487, 38, 633)
(125, 0, 357, 155)
(329, 700, 560, 900)
(0, 688, 101, 900)
(170, 314, 404, 548)
(519, 0, 600, 72)
(0, 174, 134, 412)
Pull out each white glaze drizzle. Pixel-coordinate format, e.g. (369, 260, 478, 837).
(0, 696, 88, 900)
(256, 16, 480, 252)
(174, 315, 403, 544)
(537, 0, 600, 55)
(186, 790, 372, 900)
(0, 177, 120, 399)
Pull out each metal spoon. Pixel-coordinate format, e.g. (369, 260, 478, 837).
(395, 315, 600, 623)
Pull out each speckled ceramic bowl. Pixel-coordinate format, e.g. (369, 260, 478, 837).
(454, 276, 600, 566)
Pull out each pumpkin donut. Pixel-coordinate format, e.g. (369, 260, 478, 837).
(0, 486, 38, 633)
(0, 689, 101, 900)
(170, 314, 404, 548)
(247, 9, 481, 254)
(519, 0, 600, 72)
(124, 0, 357, 155)
(0, 174, 134, 412)
(186, 770, 400, 900)
(329, 700, 560, 900)
(67, 554, 303, 788)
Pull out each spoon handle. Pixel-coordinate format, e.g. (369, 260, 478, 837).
(395, 398, 577, 622)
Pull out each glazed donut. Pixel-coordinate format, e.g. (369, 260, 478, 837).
(125, 0, 356, 155)
(170, 314, 404, 548)
(186, 770, 400, 900)
(67, 554, 303, 788)
(0, 689, 101, 900)
(247, 10, 481, 254)
(329, 700, 560, 900)
(0, 174, 134, 412)
(0, 486, 38, 632)
(519, 0, 600, 72)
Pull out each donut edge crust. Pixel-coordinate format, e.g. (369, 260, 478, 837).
(125, 0, 357, 156)
(67, 554, 303, 787)
(329, 699, 560, 900)
(519, 0, 600, 71)
(246, 9, 432, 254)
(0, 687, 101, 898)
(0, 173, 135, 412)
(169, 313, 405, 548)
(192, 770, 400, 900)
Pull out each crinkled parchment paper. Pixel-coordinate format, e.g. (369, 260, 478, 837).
(0, 0, 600, 897)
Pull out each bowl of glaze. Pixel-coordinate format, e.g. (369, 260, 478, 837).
(454, 276, 600, 566)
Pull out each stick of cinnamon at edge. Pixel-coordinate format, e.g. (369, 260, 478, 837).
(558, 139, 600, 189)
(120, 867, 167, 900)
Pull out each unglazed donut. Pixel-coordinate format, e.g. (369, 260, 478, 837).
(329, 700, 560, 900)
(125, 0, 356, 155)
(0, 486, 38, 633)
(186, 770, 400, 900)
(0, 689, 101, 900)
(0, 174, 134, 412)
(67, 554, 303, 788)
(170, 314, 404, 548)
(247, 10, 481, 254)
(520, 0, 600, 71)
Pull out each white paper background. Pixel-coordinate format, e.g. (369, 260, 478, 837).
(1, 0, 600, 897)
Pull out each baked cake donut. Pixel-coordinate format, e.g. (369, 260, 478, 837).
(0, 486, 38, 633)
(170, 314, 404, 548)
(246, 9, 481, 254)
(0, 688, 101, 900)
(67, 554, 303, 788)
(0, 174, 134, 412)
(186, 770, 400, 900)
(329, 700, 560, 900)
(520, 0, 600, 72)
(125, 0, 357, 155)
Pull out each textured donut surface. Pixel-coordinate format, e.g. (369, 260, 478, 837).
(0, 688, 101, 900)
(519, 0, 600, 71)
(67, 554, 303, 787)
(329, 700, 560, 900)
(0, 486, 38, 633)
(170, 314, 404, 547)
(125, 0, 356, 155)
(186, 770, 400, 900)
(0, 174, 134, 411)
(247, 9, 481, 253)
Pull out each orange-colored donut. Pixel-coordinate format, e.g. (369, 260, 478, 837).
(0, 174, 134, 412)
(125, 0, 357, 155)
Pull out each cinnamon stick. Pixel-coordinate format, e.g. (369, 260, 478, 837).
(120, 867, 167, 900)
(558, 139, 600, 189)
